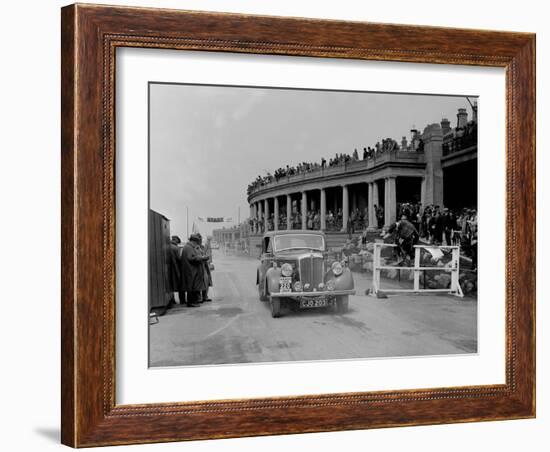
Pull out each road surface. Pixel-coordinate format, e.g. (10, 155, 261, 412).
(149, 249, 477, 367)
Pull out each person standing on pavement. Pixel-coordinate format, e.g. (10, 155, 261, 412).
(442, 208, 456, 246)
(198, 234, 213, 302)
(167, 236, 182, 306)
(179, 233, 209, 307)
(468, 213, 478, 272)
(434, 208, 445, 245)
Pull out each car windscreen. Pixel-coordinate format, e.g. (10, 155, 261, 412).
(273, 234, 325, 252)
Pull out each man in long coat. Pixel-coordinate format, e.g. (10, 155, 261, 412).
(179, 234, 209, 307)
(198, 235, 213, 302)
(167, 236, 182, 305)
(386, 215, 419, 262)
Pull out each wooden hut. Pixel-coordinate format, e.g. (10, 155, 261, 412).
(149, 209, 171, 311)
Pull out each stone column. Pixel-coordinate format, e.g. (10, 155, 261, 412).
(274, 196, 279, 231)
(257, 201, 263, 233)
(420, 177, 427, 206)
(286, 195, 292, 230)
(341, 184, 349, 232)
(384, 178, 389, 226)
(367, 182, 375, 229)
(422, 123, 444, 206)
(320, 188, 326, 230)
(385, 177, 397, 227)
(264, 199, 270, 231)
(301, 191, 308, 229)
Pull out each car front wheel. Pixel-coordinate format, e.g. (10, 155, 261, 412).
(335, 295, 349, 314)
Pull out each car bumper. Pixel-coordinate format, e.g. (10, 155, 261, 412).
(271, 289, 355, 298)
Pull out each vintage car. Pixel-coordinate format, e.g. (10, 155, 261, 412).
(256, 230, 355, 318)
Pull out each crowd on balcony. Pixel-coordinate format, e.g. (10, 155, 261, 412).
(442, 118, 478, 156)
(246, 138, 407, 195)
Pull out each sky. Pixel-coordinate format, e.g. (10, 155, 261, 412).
(149, 83, 476, 239)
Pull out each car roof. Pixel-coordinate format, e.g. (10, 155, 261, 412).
(263, 230, 326, 238)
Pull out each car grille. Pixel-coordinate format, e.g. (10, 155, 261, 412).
(299, 256, 324, 289)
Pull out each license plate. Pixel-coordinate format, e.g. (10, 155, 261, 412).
(279, 277, 292, 293)
(300, 298, 327, 308)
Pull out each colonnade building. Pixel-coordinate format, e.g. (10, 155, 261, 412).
(247, 107, 477, 236)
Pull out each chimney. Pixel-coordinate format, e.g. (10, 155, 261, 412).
(457, 108, 468, 129)
(440, 118, 451, 135)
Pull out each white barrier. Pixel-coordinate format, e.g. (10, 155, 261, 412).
(372, 243, 463, 297)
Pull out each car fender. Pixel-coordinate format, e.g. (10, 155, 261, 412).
(325, 267, 354, 290)
(265, 267, 282, 294)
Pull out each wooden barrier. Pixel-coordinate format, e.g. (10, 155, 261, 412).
(372, 243, 463, 297)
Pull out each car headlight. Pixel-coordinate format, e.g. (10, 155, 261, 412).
(293, 281, 303, 292)
(326, 280, 335, 291)
(281, 263, 293, 277)
(332, 261, 343, 276)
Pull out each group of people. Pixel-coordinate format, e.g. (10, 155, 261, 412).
(247, 138, 407, 195)
(248, 204, 388, 234)
(167, 233, 213, 307)
(395, 203, 478, 271)
(344, 205, 386, 234)
(249, 210, 322, 232)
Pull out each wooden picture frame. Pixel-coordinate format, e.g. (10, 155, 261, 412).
(61, 3, 535, 447)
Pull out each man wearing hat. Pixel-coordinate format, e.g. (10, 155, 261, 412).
(194, 233, 212, 303)
(442, 208, 457, 246)
(167, 236, 182, 306)
(386, 214, 419, 262)
(199, 236, 213, 302)
(179, 233, 210, 307)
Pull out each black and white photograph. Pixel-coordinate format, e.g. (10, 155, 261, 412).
(148, 83, 479, 368)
